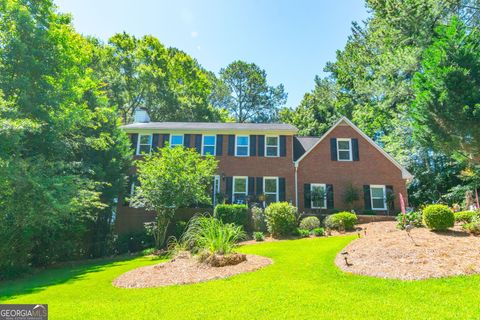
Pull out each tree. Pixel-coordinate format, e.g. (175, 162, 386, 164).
(131, 146, 217, 248)
(218, 60, 287, 122)
(412, 17, 480, 164)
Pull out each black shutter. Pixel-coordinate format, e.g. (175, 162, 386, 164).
(250, 135, 257, 156)
(386, 185, 394, 211)
(130, 134, 138, 153)
(161, 134, 170, 147)
(152, 134, 160, 152)
(352, 138, 359, 161)
(184, 134, 191, 148)
(248, 177, 255, 196)
(257, 135, 265, 156)
(330, 138, 337, 161)
(256, 177, 263, 195)
(216, 134, 223, 156)
(228, 135, 235, 156)
(280, 135, 287, 157)
(194, 134, 202, 153)
(304, 184, 311, 209)
(279, 178, 286, 201)
(226, 177, 233, 204)
(364, 185, 371, 210)
(326, 184, 334, 209)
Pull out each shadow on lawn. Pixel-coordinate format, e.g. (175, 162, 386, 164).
(0, 254, 142, 300)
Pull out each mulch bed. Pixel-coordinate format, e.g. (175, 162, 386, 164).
(335, 221, 480, 280)
(112, 253, 272, 288)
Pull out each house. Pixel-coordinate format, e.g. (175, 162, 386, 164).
(116, 115, 412, 233)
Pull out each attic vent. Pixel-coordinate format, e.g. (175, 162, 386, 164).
(133, 109, 150, 123)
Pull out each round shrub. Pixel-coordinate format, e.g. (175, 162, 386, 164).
(422, 204, 454, 231)
(312, 227, 325, 236)
(295, 228, 310, 238)
(324, 212, 357, 231)
(454, 211, 478, 224)
(264, 202, 297, 237)
(299, 216, 321, 231)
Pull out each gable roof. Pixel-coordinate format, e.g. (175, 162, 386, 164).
(294, 116, 413, 180)
(293, 136, 320, 161)
(121, 121, 298, 134)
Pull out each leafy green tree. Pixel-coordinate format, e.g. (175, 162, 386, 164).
(412, 17, 480, 164)
(131, 146, 217, 248)
(218, 60, 287, 122)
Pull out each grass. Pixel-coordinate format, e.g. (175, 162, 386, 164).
(1, 236, 480, 319)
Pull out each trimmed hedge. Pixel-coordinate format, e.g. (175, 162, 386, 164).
(422, 204, 454, 231)
(264, 202, 297, 237)
(454, 211, 478, 223)
(299, 216, 321, 231)
(324, 212, 357, 231)
(214, 204, 249, 229)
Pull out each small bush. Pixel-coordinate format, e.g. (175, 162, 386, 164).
(264, 202, 297, 237)
(312, 227, 325, 236)
(324, 212, 357, 231)
(295, 228, 310, 238)
(299, 216, 321, 231)
(214, 204, 249, 229)
(251, 206, 267, 232)
(253, 231, 265, 241)
(422, 204, 454, 231)
(396, 211, 423, 229)
(463, 215, 480, 235)
(454, 211, 478, 224)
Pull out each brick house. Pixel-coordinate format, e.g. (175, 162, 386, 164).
(116, 115, 412, 231)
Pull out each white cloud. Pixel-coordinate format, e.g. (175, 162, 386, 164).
(191, 31, 199, 38)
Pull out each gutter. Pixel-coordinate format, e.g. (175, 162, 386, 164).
(294, 162, 299, 208)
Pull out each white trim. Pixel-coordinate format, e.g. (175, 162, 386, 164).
(213, 175, 220, 206)
(170, 134, 184, 148)
(310, 183, 327, 209)
(370, 184, 387, 210)
(337, 138, 352, 161)
(263, 176, 279, 205)
(294, 116, 413, 180)
(136, 133, 152, 155)
(265, 135, 280, 157)
(235, 135, 250, 157)
(233, 176, 248, 203)
(201, 134, 216, 156)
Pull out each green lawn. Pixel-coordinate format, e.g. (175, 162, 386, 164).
(1, 236, 480, 319)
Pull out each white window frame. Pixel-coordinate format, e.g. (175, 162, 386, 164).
(370, 184, 387, 210)
(202, 135, 216, 156)
(213, 175, 220, 206)
(265, 135, 280, 157)
(170, 134, 184, 148)
(136, 134, 152, 155)
(233, 176, 248, 203)
(235, 135, 250, 157)
(311, 183, 327, 209)
(263, 177, 279, 205)
(337, 138, 352, 161)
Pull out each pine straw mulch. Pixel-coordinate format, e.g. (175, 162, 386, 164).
(335, 221, 480, 280)
(112, 253, 272, 288)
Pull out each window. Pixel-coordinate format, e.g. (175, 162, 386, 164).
(137, 134, 152, 155)
(337, 138, 352, 161)
(170, 134, 184, 147)
(265, 136, 279, 157)
(235, 135, 249, 156)
(233, 176, 248, 204)
(212, 175, 220, 206)
(202, 135, 216, 156)
(263, 177, 278, 205)
(311, 183, 326, 209)
(370, 185, 387, 210)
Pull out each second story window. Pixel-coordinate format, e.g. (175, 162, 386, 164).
(337, 138, 352, 161)
(137, 134, 152, 155)
(265, 136, 279, 157)
(235, 135, 249, 156)
(170, 134, 184, 148)
(202, 135, 216, 155)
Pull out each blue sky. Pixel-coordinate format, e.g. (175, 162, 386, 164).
(55, 0, 369, 109)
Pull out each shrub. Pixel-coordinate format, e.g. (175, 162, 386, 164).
(299, 216, 321, 231)
(115, 231, 154, 254)
(396, 211, 423, 229)
(454, 211, 478, 224)
(324, 212, 357, 231)
(463, 216, 480, 235)
(312, 227, 325, 236)
(295, 228, 310, 238)
(214, 204, 249, 229)
(181, 216, 246, 255)
(251, 205, 267, 232)
(253, 231, 265, 241)
(264, 202, 298, 237)
(422, 204, 454, 231)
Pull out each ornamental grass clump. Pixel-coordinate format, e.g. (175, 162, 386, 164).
(422, 204, 454, 231)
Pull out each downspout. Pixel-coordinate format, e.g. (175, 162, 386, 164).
(294, 162, 299, 208)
